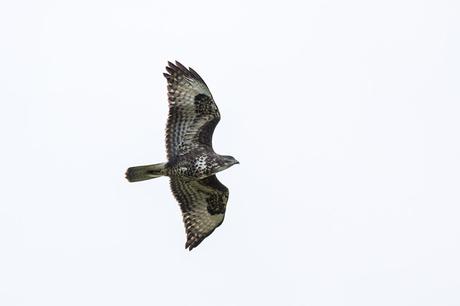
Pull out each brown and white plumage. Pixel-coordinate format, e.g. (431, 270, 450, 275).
(170, 175, 229, 250)
(126, 61, 238, 250)
(164, 61, 220, 159)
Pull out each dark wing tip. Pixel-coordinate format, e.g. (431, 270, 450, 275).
(174, 61, 188, 72)
(185, 235, 206, 251)
(186, 240, 196, 251)
(186, 241, 194, 251)
(166, 60, 188, 75)
(185, 224, 222, 251)
(165, 60, 207, 86)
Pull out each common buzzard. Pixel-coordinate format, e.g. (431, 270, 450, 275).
(126, 61, 239, 250)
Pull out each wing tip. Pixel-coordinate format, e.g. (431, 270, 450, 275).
(174, 60, 188, 72)
(166, 60, 188, 74)
(165, 60, 207, 85)
(185, 232, 209, 251)
(185, 236, 201, 251)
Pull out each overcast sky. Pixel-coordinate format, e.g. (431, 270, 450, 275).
(1, 0, 460, 305)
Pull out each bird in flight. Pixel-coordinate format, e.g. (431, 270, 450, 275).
(126, 61, 239, 250)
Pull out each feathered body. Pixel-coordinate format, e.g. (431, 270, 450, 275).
(126, 61, 238, 250)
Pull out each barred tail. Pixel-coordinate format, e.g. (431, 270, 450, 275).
(125, 163, 166, 182)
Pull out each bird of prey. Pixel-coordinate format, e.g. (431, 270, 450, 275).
(126, 61, 239, 250)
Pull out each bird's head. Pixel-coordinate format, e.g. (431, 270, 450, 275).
(223, 155, 239, 165)
(218, 155, 239, 171)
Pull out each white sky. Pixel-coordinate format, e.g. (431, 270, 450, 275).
(1, 0, 460, 305)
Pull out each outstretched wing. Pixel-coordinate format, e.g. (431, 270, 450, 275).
(170, 175, 229, 250)
(163, 61, 221, 160)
